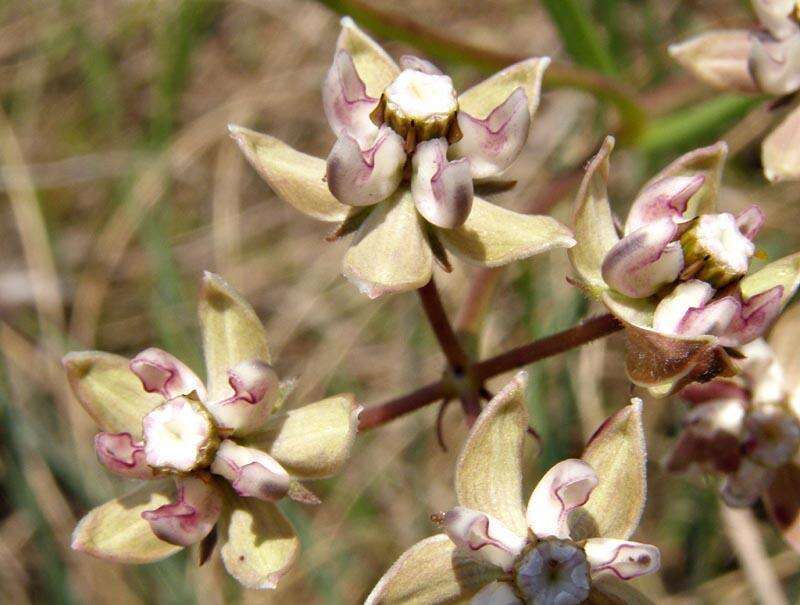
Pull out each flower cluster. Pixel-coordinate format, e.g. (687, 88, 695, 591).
(230, 18, 574, 299)
(367, 374, 659, 605)
(670, 0, 800, 181)
(569, 136, 800, 397)
(64, 273, 359, 589)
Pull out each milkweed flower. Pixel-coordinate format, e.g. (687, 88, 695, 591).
(230, 17, 574, 299)
(64, 272, 360, 590)
(569, 136, 800, 397)
(666, 305, 800, 553)
(669, 0, 800, 182)
(366, 373, 658, 604)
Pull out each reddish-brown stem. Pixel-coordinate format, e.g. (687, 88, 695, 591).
(357, 313, 622, 430)
(472, 313, 622, 380)
(417, 278, 470, 371)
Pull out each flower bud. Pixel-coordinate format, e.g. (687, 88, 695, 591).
(141, 474, 222, 546)
(749, 30, 800, 95)
(210, 439, 291, 502)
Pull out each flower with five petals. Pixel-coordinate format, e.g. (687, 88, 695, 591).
(366, 373, 659, 604)
(64, 272, 360, 590)
(670, 0, 800, 181)
(230, 17, 575, 298)
(569, 136, 800, 397)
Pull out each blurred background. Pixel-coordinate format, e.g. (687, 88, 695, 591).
(2, 0, 800, 603)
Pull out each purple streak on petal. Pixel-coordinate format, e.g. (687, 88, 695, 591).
(625, 175, 705, 234)
(322, 50, 379, 140)
(720, 285, 784, 346)
(736, 205, 766, 240)
(130, 347, 206, 400)
(451, 87, 530, 179)
(677, 296, 740, 337)
(601, 219, 684, 298)
(94, 432, 154, 480)
(141, 476, 221, 546)
(410, 138, 473, 228)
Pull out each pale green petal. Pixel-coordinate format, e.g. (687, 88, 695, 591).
(199, 272, 271, 402)
(438, 197, 575, 268)
(457, 58, 550, 120)
(342, 190, 433, 298)
(586, 575, 655, 605)
(219, 496, 299, 590)
(455, 372, 528, 536)
(336, 17, 399, 97)
(244, 394, 359, 480)
(71, 480, 181, 564)
(365, 534, 499, 605)
(62, 351, 162, 437)
(763, 104, 800, 183)
(229, 125, 349, 222)
(568, 136, 618, 296)
(572, 400, 646, 541)
(740, 251, 800, 307)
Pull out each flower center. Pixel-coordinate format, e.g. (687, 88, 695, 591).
(513, 537, 591, 605)
(680, 213, 754, 288)
(142, 396, 219, 473)
(380, 69, 458, 142)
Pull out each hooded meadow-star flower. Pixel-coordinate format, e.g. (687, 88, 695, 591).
(569, 136, 800, 397)
(366, 373, 659, 604)
(666, 305, 800, 554)
(669, 0, 800, 182)
(230, 17, 575, 299)
(64, 272, 360, 590)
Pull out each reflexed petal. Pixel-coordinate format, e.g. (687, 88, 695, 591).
(470, 581, 523, 605)
(229, 125, 349, 222)
(652, 280, 715, 334)
(586, 575, 655, 604)
(199, 272, 271, 403)
(601, 220, 684, 298)
(322, 50, 379, 140)
(211, 440, 290, 502)
(736, 205, 766, 240)
(71, 480, 182, 563)
(763, 104, 800, 182)
(739, 251, 800, 309)
(450, 88, 531, 179)
(754, 0, 800, 39)
(218, 495, 299, 590)
(62, 351, 162, 438)
(439, 196, 575, 268)
(526, 459, 598, 540)
(457, 58, 550, 124)
(624, 175, 705, 235)
(129, 347, 206, 400)
(399, 55, 443, 75)
(750, 31, 800, 95)
(668, 30, 758, 92)
(568, 136, 619, 296)
(585, 539, 660, 580)
(572, 401, 646, 541)
(94, 432, 154, 480)
(720, 285, 784, 346)
(342, 189, 433, 298)
(443, 507, 526, 571)
(721, 458, 776, 506)
(456, 372, 529, 535)
(763, 462, 800, 553)
(142, 475, 222, 546)
(336, 17, 399, 97)
(326, 126, 405, 207)
(411, 138, 473, 228)
(244, 394, 359, 480)
(628, 142, 728, 226)
(365, 534, 500, 605)
(205, 360, 280, 435)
